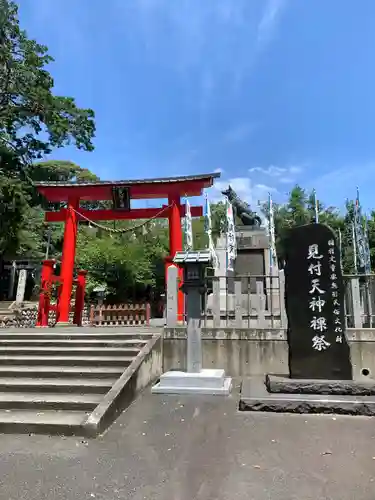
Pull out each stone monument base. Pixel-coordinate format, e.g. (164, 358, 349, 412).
(151, 369, 232, 395)
(265, 375, 375, 395)
(239, 375, 375, 416)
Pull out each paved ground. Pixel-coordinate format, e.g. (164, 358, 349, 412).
(0, 382, 374, 499)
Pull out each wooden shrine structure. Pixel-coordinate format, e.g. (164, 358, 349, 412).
(35, 172, 220, 326)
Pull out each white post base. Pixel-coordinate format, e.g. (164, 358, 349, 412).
(151, 369, 232, 396)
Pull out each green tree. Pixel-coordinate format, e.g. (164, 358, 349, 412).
(24, 160, 104, 261)
(261, 185, 343, 264)
(340, 200, 356, 273)
(26, 160, 101, 210)
(0, 0, 95, 162)
(0, 0, 96, 275)
(75, 220, 170, 301)
(190, 201, 227, 249)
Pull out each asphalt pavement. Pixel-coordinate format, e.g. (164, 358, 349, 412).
(0, 381, 374, 500)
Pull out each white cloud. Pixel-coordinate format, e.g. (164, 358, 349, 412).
(224, 123, 256, 143)
(249, 164, 303, 184)
(233, 0, 287, 88)
(18, 1, 93, 61)
(210, 177, 276, 208)
(254, 183, 277, 192)
(120, 0, 288, 98)
(257, 0, 287, 49)
(20, 0, 289, 133)
(249, 165, 286, 176)
(199, 70, 216, 127)
(289, 166, 302, 174)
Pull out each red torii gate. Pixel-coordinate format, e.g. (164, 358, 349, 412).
(35, 172, 220, 326)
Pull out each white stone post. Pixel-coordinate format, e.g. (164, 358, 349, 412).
(166, 265, 178, 327)
(16, 269, 27, 305)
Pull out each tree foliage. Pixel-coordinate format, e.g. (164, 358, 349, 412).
(259, 186, 369, 273)
(0, 0, 95, 162)
(75, 222, 169, 300)
(0, 0, 96, 269)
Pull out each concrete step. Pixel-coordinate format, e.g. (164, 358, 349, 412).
(0, 339, 149, 347)
(0, 366, 124, 379)
(0, 377, 116, 394)
(0, 329, 156, 436)
(0, 333, 155, 340)
(0, 409, 87, 435)
(0, 356, 134, 366)
(0, 347, 141, 356)
(0, 302, 13, 311)
(0, 392, 102, 410)
(0, 327, 160, 335)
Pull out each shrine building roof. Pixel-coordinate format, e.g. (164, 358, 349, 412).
(35, 172, 221, 202)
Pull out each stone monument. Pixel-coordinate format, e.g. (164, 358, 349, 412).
(284, 223, 352, 379)
(239, 224, 375, 417)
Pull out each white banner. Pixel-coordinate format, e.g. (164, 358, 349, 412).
(204, 194, 219, 269)
(268, 193, 277, 267)
(184, 199, 193, 250)
(226, 198, 236, 272)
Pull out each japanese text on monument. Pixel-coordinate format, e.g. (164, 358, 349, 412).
(307, 239, 343, 351)
(307, 243, 330, 351)
(328, 239, 343, 343)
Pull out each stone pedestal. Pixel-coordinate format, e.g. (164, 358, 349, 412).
(207, 226, 278, 314)
(239, 375, 375, 416)
(153, 286, 232, 395)
(234, 225, 269, 283)
(152, 369, 232, 395)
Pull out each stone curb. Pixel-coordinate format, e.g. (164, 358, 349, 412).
(82, 335, 162, 437)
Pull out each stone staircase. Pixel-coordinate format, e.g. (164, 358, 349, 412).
(0, 301, 13, 317)
(0, 327, 160, 436)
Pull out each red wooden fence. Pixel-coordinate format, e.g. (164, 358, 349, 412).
(89, 303, 151, 326)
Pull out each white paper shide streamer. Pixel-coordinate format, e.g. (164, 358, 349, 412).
(184, 199, 193, 250)
(313, 189, 319, 224)
(354, 188, 371, 274)
(268, 193, 277, 268)
(204, 194, 218, 269)
(226, 198, 237, 272)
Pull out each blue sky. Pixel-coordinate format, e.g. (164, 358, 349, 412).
(17, 0, 375, 213)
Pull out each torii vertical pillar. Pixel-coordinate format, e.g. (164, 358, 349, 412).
(56, 196, 79, 326)
(167, 194, 184, 322)
(36, 259, 55, 327)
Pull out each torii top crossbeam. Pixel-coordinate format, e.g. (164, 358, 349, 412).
(35, 172, 220, 201)
(34, 172, 220, 326)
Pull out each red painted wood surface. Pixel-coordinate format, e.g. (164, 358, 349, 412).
(37, 178, 214, 202)
(45, 205, 203, 222)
